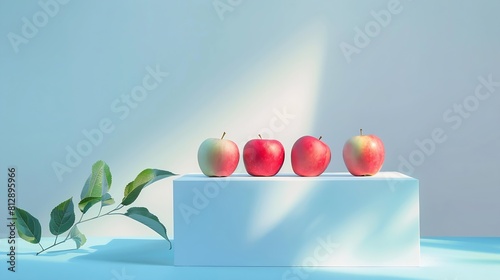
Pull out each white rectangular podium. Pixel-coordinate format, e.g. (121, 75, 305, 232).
(173, 172, 420, 266)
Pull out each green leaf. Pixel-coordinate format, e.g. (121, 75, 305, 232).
(78, 196, 101, 213)
(69, 225, 87, 249)
(101, 193, 115, 207)
(49, 198, 75, 235)
(124, 207, 171, 249)
(121, 169, 176, 206)
(80, 160, 112, 200)
(15, 208, 42, 244)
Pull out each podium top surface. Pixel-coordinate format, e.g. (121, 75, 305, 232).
(175, 172, 416, 181)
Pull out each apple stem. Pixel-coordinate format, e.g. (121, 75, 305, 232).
(221, 132, 226, 139)
(318, 136, 323, 140)
(258, 134, 262, 139)
(360, 128, 363, 136)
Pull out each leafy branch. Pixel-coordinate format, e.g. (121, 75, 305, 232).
(15, 160, 176, 255)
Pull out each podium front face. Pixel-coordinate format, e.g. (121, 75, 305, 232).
(173, 173, 420, 267)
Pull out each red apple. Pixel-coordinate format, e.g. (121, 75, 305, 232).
(291, 136, 331, 176)
(198, 132, 239, 177)
(342, 129, 385, 176)
(243, 135, 285, 176)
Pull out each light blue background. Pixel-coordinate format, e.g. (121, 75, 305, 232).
(1, 0, 499, 239)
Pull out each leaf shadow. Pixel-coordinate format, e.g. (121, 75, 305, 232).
(67, 238, 173, 266)
(15, 248, 91, 256)
(43, 248, 92, 256)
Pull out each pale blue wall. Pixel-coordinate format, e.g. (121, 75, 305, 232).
(1, 0, 499, 238)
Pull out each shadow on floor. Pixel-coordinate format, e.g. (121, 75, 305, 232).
(68, 239, 173, 266)
(422, 237, 500, 255)
(63, 239, 421, 279)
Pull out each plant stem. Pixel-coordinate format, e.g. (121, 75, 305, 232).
(37, 239, 69, 256)
(36, 204, 124, 255)
(62, 212, 85, 242)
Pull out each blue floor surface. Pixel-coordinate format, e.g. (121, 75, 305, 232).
(1, 237, 499, 280)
